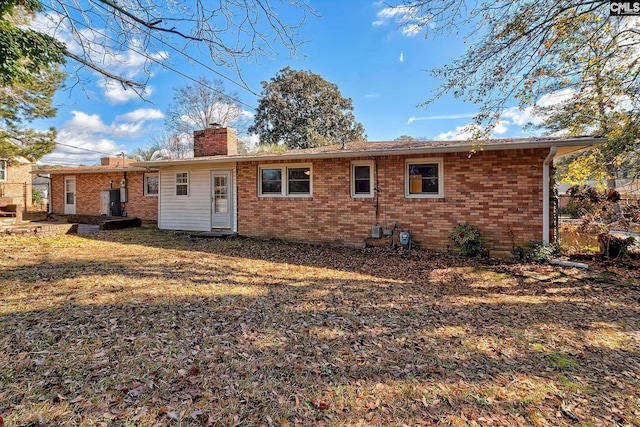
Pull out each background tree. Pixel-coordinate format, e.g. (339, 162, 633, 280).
(390, 1, 640, 186)
(146, 132, 191, 159)
(31, 0, 313, 93)
(529, 12, 640, 189)
(162, 76, 248, 157)
(1, 0, 65, 161)
(131, 141, 169, 161)
(250, 67, 366, 149)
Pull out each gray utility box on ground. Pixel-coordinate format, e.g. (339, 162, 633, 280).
(100, 189, 122, 216)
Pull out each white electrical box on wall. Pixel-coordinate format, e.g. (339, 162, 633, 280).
(120, 187, 128, 203)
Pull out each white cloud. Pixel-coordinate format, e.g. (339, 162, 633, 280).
(402, 24, 422, 37)
(103, 81, 155, 104)
(365, 93, 380, 98)
(40, 107, 166, 165)
(64, 111, 109, 133)
(501, 88, 575, 127)
(492, 121, 509, 135)
(111, 122, 145, 138)
(436, 124, 480, 141)
(399, 51, 404, 62)
(373, 5, 428, 37)
(240, 109, 255, 120)
(116, 108, 164, 122)
(31, 11, 167, 104)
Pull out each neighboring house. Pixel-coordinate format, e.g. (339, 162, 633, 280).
(135, 126, 602, 251)
(44, 157, 159, 221)
(0, 157, 33, 210)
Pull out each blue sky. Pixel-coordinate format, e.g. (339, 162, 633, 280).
(35, 1, 542, 166)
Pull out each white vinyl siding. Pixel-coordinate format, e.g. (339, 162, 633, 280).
(158, 163, 237, 232)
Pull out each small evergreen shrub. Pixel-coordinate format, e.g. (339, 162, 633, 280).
(449, 223, 485, 257)
(513, 240, 560, 264)
(32, 188, 46, 206)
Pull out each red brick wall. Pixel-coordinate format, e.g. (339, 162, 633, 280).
(50, 171, 158, 221)
(237, 149, 550, 250)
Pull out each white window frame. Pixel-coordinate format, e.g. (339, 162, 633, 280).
(351, 160, 374, 198)
(258, 163, 313, 197)
(0, 160, 6, 182)
(144, 173, 159, 196)
(175, 172, 189, 197)
(405, 158, 444, 199)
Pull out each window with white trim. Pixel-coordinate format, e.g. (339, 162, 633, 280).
(258, 164, 312, 197)
(351, 161, 374, 198)
(144, 173, 159, 196)
(405, 159, 444, 198)
(0, 160, 6, 181)
(175, 172, 189, 196)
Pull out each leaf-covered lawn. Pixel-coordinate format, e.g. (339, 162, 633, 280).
(1, 228, 639, 426)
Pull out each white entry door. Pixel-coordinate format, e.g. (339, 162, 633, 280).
(211, 171, 232, 229)
(64, 176, 76, 214)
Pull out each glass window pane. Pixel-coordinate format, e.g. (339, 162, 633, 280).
(287, 167, 310, 194)
(176, 173, 188, 184)
(288, 168, 310, 180)
(408, 163, 439, 194)
(422, 178, 438, 193)
(354, 179, 370, 194)
(289, 180, 310, 194)
(354, 165, 369, 179)
(66, 193, 74, 204)
(261, 168, 282, 194)
(261, 181, 282, 194)
(261, 169, 281, 181)
(146, 175, 158, 195)
(176, 185, 188, 196)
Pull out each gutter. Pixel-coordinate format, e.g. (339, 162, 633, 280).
(543, 146, 557, 245)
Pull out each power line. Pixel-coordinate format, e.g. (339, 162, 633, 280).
(54, 141, 118, 156)
(40, 4, 259, 109)
(89, 0, 260, 96)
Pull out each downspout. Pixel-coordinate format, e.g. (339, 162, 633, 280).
(543, 146, 557, 245)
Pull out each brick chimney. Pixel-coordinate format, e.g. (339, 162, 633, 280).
(193, 125, 238, 157)
(100, 156, 133, 166)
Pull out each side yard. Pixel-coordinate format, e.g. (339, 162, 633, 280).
(0, 229, 639, 426)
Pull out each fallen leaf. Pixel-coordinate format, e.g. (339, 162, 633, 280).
(313, 400, 329, 410)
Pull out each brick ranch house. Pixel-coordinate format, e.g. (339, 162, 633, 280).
(44, 156, 158, 221)
(135, 126, 602, 251)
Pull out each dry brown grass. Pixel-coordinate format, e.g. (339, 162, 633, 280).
(1, 228, 639, 426)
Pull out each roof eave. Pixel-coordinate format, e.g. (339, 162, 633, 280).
(134, 137, 605, 168)
(33, 166, 156, 175)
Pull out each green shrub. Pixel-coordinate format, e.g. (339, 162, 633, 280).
(513, 240, 560, 263)
(449, 223, 485, 257)
(32, 188, 46, 206)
